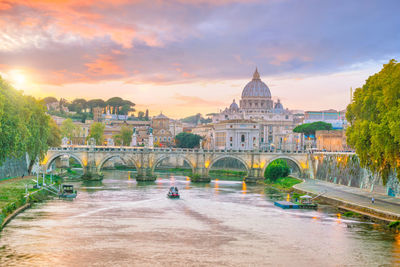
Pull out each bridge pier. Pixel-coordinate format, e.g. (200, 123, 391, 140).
(135, 167, 156, 182)
(245, 167, 264, 183)
(190, 166, 210, 183)
(82, 165, 103, 181)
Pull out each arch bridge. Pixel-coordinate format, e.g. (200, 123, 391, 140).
(43, 146, 313, 183)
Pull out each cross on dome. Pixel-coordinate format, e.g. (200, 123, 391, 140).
(253, 67, 260, 80)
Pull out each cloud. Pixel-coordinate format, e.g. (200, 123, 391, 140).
(173, 93, 226, 107)
(0, 0, 399, 90)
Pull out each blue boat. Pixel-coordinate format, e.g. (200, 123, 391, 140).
(58, 184, 77, 199)
(274, 201, 299, 209)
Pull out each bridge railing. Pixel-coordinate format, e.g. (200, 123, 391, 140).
(48, 146, 314, 154)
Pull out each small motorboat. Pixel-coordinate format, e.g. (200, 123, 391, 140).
(167, 186, 180, 199)
(58, 184, 77, 199)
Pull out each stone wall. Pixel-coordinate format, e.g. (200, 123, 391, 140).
(0, 156, 28, 179)
(312, 154, 388, 195)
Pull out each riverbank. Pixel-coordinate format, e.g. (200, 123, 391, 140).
(263, 176, 302, 191)
(294, 178, 400, 223)
(0, 175, 58, 231)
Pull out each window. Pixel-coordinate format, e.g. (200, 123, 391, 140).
(253, 125, 256, 128)
(241, 134, 245, 142)
(230, 137, 233, 141)
(230, 125, 233, 128)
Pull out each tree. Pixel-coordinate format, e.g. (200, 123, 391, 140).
(47, 119, 61, 147)
(0, 76, 27, 164)
(175, 132, 202, 148)
(264, 159, 290, 181)
(346, 59, 400, 184)
(43, 96, 58, 105)
(60, 118, 76, 142)
(88, 122, 105, 145)
(113, 134, 123, 146)
(120, 125, 132, 146)
(293, 121, 332, 137)
(87, 99, 106, 113)
(70, 98, 87, 113)
(137, 111, 145, 120)
(24, 96, 51, 173)
(106, 97, 124, 114)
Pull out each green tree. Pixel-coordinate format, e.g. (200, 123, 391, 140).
(47, 119, 61, 147)
(24, 97, 51, 173)
(42, 96, 58, 105)
(60, 118, 76, 142)
(293, 121, 332, 137)
(264, 159, 290, 181)
(120, 125, 132, 146)
(88, 122, 105, 145)
(0, 77, 27, 164)
(113, 134, 123, 146)
(346, 59, 400, 184)
(137, 111, 145, 120)
(175, 132, 202, 148)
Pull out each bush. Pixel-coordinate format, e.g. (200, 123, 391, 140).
(264, 159, 290, 181)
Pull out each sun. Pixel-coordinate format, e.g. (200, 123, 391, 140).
(7, 69, 27, 88)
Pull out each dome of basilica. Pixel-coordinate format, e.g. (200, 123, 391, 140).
(241, 68, 271, 98)
(229, 99, 239, 111)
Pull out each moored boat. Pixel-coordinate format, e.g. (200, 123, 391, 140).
(59, 184, 77, 199)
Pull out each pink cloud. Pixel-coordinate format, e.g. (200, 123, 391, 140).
(85, 54, 126, 76)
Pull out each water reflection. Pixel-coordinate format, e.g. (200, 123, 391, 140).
(0, 170, 399, 266)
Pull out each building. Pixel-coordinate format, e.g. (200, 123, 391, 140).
(93, 107, 103, 122)
(152, 113, 174, 146)
(315, 130, 351, 152)
(169, 120, 183, 137)
(214, 120, 259, 150)
(192, 124, 214, 149)
(211, 69, 301, 150)
(304, 109, 347, 129)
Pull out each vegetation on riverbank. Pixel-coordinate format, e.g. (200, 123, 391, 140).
(264, 176, 302, 191)
(0, 175, 61, 230)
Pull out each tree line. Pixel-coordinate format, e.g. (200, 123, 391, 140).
(43, 97, 150, 122)
(0, 76, 61, 173)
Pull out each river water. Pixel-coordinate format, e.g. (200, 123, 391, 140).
(1, 171, 400, 266)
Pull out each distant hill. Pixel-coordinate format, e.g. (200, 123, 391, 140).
(180, 113, 212, 125)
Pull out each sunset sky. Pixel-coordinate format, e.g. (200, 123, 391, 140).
(0, 0, 399, 118)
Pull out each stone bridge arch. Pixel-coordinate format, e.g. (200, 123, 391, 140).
(97, 154, 139, 172)
(262, 155, 303, 177)
(206, 155, 250, 176)
(44, 152, 85, 172)
(151, 154, 195, 174)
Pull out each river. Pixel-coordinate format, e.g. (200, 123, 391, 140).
(1, 171, 400, 266)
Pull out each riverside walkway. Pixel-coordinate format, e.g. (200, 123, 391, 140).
(294, 179, 400, 221)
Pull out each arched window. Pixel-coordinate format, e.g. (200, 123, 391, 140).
(241, 134, 245, 142)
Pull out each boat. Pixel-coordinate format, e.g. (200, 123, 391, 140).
(274, 195, 317, 209)
(58, 184, 77, 199)
(167, 187, 180, 199)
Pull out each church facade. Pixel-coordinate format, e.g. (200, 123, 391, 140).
(210, 69, 301, 150)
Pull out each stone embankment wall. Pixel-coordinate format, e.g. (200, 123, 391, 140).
(311, 154, 400, 196)
(0, 156, 28, 179)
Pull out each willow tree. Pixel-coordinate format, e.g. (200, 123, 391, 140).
(346, 59, 400, 184)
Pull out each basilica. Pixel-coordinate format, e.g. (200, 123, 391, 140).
(201, 69, 301, 150)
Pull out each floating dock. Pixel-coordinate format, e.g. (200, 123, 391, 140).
(274, 201, 317, 209)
